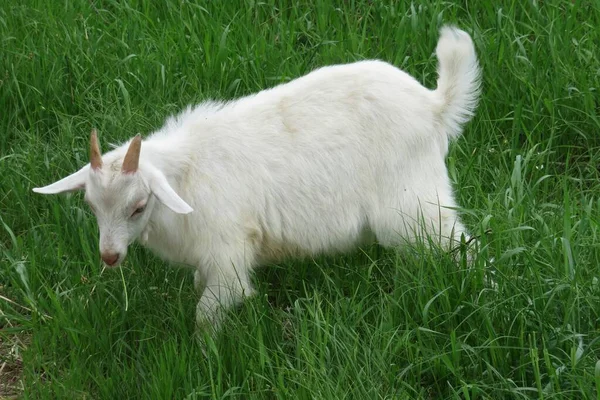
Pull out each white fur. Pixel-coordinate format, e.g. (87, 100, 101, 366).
(34, 26, 481, 329)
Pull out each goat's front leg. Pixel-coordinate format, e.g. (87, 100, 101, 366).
(193, 269, 204, 292)
(195, 250, 255, 333)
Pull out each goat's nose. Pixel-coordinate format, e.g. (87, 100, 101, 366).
(101, 252, 119, 266)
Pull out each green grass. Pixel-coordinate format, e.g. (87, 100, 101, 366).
(1, 0, 600, 398)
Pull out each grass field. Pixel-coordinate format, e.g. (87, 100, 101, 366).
(1, 0, 600, 398)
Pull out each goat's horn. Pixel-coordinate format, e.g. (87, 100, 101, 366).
(122, 134, 142, 174)
(90, 128, 103, 170)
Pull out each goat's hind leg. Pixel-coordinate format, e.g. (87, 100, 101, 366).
(372, 204, 493, 287)
(370, 202, 472, 256)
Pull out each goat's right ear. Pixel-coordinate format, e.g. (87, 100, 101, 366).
(144, 166, 193, 214)
(32, 165, 89, 194)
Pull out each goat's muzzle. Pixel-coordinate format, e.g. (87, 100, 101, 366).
(101, 252, 120, 266)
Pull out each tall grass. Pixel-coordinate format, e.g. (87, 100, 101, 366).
(1, 0, 599, 398)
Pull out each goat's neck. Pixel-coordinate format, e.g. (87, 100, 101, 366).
(136, 137, 193, 261)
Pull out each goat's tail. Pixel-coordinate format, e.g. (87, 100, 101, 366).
(433, 25, 481, 140)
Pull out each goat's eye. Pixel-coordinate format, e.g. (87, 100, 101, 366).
(131, 205, 146, 217)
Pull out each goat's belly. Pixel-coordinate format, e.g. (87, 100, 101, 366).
(253, 200, 373, 263)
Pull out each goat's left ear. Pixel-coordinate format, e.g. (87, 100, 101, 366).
(32, 165, 89, 194)
(143, 166, 193, 214)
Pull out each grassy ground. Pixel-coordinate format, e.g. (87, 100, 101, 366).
(1, 0, 599, 398)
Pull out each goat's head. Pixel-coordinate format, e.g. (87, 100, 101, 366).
(33, 130, 193, 267)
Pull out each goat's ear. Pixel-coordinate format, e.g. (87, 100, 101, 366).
(144, 166, 193, 214)
(32, 165, 89, 194)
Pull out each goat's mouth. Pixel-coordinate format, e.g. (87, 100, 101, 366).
(104, 259, 121, 268)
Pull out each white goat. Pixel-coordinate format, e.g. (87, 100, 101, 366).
(34, 26, 480, 330)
